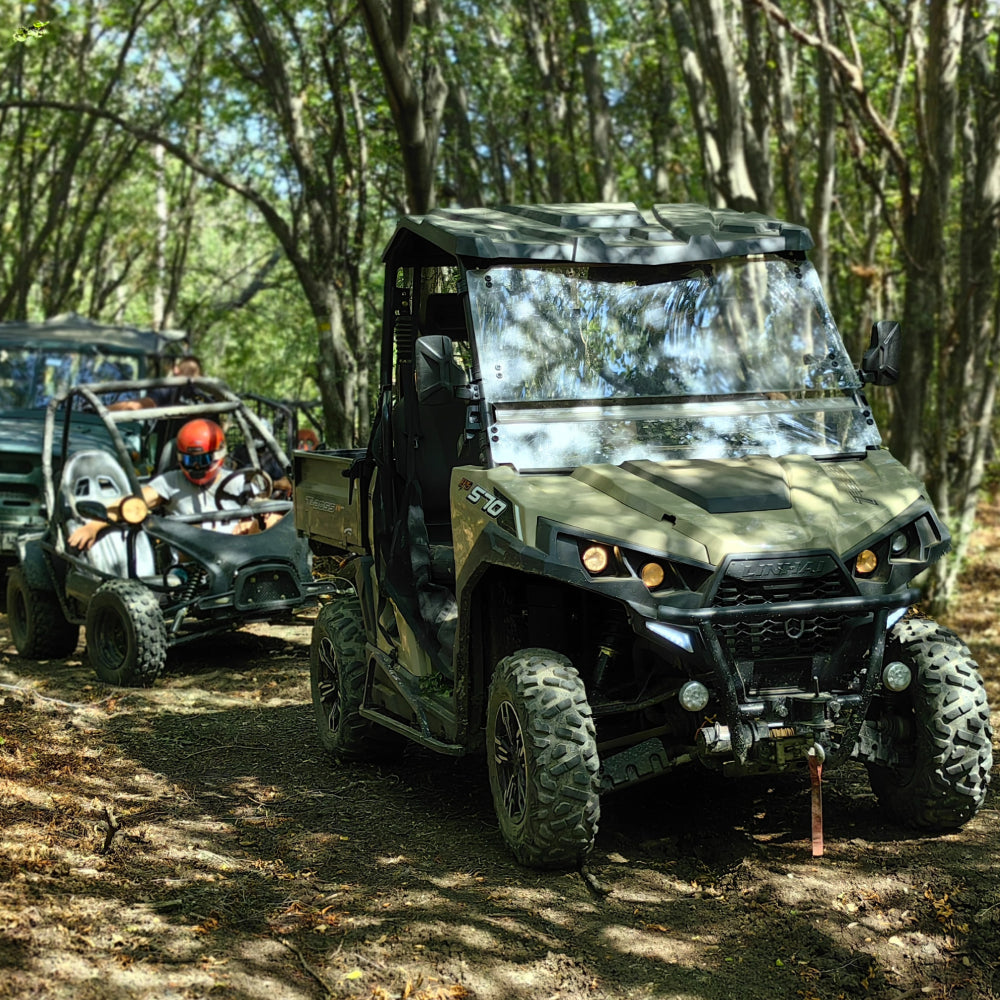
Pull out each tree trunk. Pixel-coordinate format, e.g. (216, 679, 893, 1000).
(672, 0, 759, 210)
(891, 0, 965, 481)
(742, 0, 774, 212)
(519, 0, 570, 202)
(569, 0, 616, 202)
(924, 4, 1000, 610)
(359, 0, 447, 214)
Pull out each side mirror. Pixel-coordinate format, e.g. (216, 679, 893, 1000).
(860, 321, 901, 386)
(415, 335, 469, 405)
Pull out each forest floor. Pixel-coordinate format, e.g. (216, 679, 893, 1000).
(2, 510, 1000, 1000)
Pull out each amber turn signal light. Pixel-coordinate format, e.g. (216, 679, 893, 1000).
(640, 562, 665, 589)
(855, 549, 878, 575)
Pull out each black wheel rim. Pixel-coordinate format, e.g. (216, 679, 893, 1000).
(10, 586, 28, 642)
(885, 695, 919, 778)
(316, 635, 343, 735)
(92, 606, 129, 669)
(493, 700, 527, 822)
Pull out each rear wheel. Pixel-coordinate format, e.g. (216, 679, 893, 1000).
(86, 579, 167, 687)
(486, 648, 600, 869)
(6, 566, 79, 659)
(867, 618, 992, 830)
(309, 594, 403, 760)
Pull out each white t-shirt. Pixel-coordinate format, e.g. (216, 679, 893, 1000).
(148, 468, 254, 533)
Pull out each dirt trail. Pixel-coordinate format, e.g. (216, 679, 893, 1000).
(2, 517, 1000, 1000)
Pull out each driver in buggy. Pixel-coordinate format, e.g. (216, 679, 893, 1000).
(68, 417, 283, 552)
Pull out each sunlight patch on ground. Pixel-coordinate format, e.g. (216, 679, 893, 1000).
(600, 923, 719, 960)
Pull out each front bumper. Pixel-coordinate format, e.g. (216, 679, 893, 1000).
(641, 588, 918, 768)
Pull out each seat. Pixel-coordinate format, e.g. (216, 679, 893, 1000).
(61, 450, 132, 519)
(393, 336, 470, 540)
(61, 450, 156, 578)
(419, 293, 469, 341)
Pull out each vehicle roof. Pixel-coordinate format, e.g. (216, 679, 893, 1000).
(0, 313, 184, 355)
(385, 202, 813, 268)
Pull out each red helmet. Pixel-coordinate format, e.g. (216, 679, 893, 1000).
(296, 427, 319, 451)
(176, 418, 226, 485)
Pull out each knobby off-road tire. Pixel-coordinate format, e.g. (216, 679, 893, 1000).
(6, 566, 80, 659)
(867, 618, 992, 831)
(309, 594, 403, 761)
(86, 579, 167, 687)
(486, 648, 600, 870)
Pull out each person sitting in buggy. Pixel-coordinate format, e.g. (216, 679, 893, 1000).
(68, 417, 282, 551)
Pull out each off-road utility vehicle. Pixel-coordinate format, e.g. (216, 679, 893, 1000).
(294, 203, 993, 869)
(0, 314, 183, 564)
(7, 376, 330, 685)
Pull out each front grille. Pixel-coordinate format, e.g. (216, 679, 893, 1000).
(717, 612, 853, 662)
(712, 556, 858, 666)
(234, 567, 302, 611)
(0, 456, 34, 476)
(0, 494, 36, 509)
(713, 553, 855, 608)
(715, 569, 851, 607)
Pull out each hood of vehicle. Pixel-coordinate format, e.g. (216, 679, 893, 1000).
(484, 449, 930, 567)
(0, 410, 116, 457)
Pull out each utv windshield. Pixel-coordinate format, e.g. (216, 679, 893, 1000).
(466, 258, 881, 470)
(0, 346, 144, 411)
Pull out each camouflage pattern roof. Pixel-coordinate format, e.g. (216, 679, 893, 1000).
(388, 202, 813, 266)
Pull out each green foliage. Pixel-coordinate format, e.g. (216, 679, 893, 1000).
(12, 21, 49, 44)
(0, 1, 999, 530)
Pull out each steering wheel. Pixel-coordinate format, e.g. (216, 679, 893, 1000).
(213, 468, 273, 510)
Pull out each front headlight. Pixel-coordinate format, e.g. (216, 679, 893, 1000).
(120, 494, 149, 524)
(580, 543, 611, 574)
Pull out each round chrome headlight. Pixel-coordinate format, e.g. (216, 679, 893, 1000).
(678, 680, 710, 712)
(120, 494, 149, 524)
(882, 661, 912, 692)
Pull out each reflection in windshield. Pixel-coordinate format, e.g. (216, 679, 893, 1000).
(467, 259, 881, 470)
(0, 348, 141, 409)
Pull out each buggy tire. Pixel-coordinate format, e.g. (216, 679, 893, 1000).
(309, 594, 403, 761)
(486, 648, 600, 870)
(866, 618, 992, 831)
(86, 579, 167, 687)
(6, 566, 80, 659)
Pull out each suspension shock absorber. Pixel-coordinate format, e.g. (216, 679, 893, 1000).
(166, 564, 204, 604)
(591, 611, 631, 694)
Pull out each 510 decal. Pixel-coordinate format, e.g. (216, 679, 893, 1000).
(458, 478, 509, 519)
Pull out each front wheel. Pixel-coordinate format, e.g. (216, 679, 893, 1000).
(866, 618, 992, 831)
(309, 594, 403, 761)
(486, 648, 600, 869)
(86, 579, 167, 686)
(6, 566, 80, 659)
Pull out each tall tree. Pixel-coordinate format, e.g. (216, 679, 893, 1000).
(359, 0, 448, 214)
(670, 0, 761, 211)
(932, 2, 1000, 603)
(0, 3, 154, 319)
(570, 0, 617, 202)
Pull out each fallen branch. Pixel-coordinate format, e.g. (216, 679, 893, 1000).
(0, 682, 123, 711)
(95, 803, 121, 855)
(280, 937, 336, 997)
